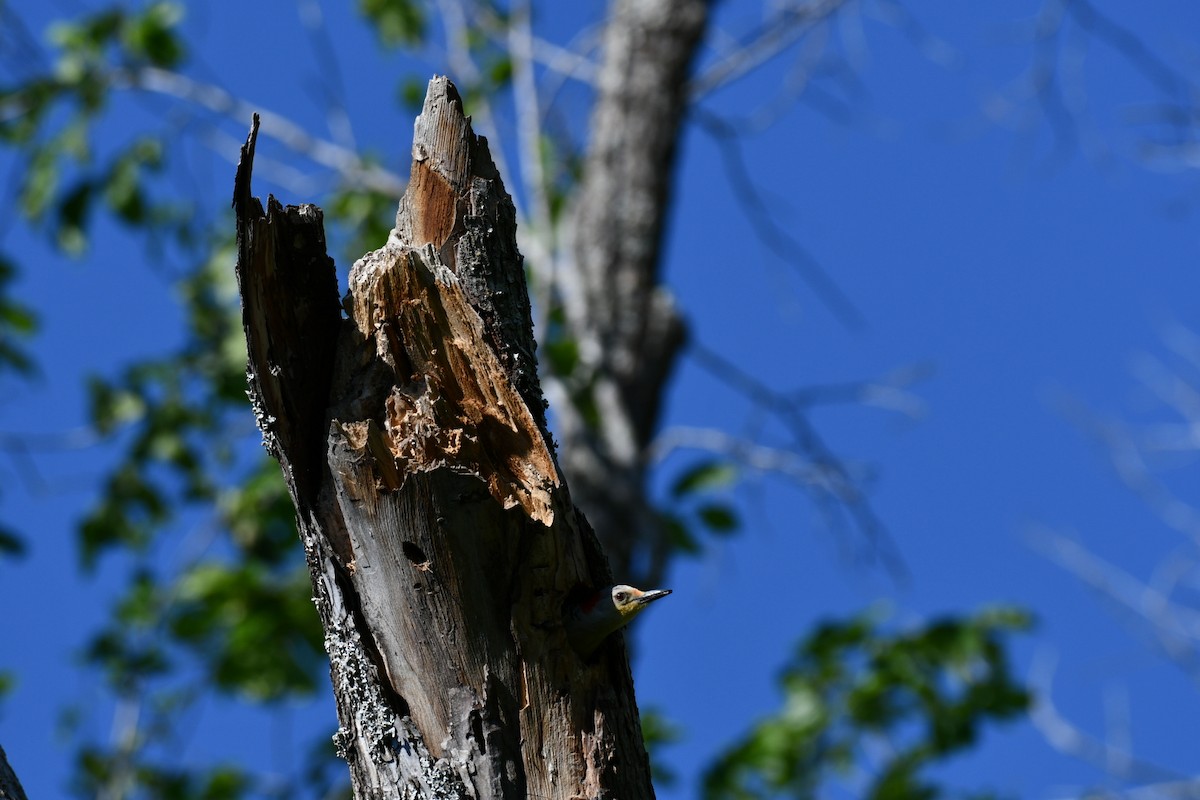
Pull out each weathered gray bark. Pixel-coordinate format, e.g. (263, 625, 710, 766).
(560, 0, 710, 590)
(234, 78, 656, 800)
(0, 744, 28, 800)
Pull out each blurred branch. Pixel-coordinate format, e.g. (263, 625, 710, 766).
(870, 0, 960, 69)
(690, 0, 850, 99)
(650, 425, 854, 487)
(1130, 352, 1200, 453)
(0, 427, 105, 496)
(98, 694, 143, 800)
(1053, 392, 1200, 548)
(434, 0, 518, 191)
(465, 1, 601, 86)
(508, 0, 555, 268)
(1030, 648, 1195, 795)
(1030, 528, 1200, 682)
(528, 34, 601, 86)
(113, 66, 406, 196)
(0, 2, 46, 81)
(692, 108, 864, 329)
(295, 0, 358, 152)
(1033, 326, 1200, 793)
(1065, 0, 1189, 99)
(690, 339, 905, 577)
(986, 0, 1200, 170)
(787, 362, 931, 416)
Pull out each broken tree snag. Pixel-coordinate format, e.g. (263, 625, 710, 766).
(236, 76, 658, 800)
(332, 75, 657, 800)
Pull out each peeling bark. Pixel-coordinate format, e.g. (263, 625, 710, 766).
(234, 78, 656, 800)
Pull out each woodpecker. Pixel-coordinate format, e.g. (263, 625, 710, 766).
(564, 584, 672, 657)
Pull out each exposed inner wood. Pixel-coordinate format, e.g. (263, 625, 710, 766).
(345, 248, 557, 525)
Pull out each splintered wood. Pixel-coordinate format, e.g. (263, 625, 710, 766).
(344, 247, 557, 525)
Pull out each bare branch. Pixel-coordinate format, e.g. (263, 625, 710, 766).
(508, 0, 556, 266)
(0, 426, 105, 496)
(690, 339, 905, 577)
(1030, 648, 1193, 793)
(984, 0, 1200, 171)
(114, 66, 406, 196)
(1030, 527, 1200, 682)
(433, 0, 517, 189)
(787, 363, 931, 417)
(690, 0, 850, 100)
(692, 108, 864, 329)
(0, 2, 47, 81)
(1053, 394, 1200, 547)
(529, 34, 601, 86)
(295, 0, 359, 152)
(650, 425, 849, 487)
(869, 0, 961, 69)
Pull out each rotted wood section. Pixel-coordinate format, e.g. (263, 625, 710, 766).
(234, 77, 656, 800)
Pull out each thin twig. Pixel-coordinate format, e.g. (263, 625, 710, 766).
(1030, 648, 1192, 789)
(113, 66, 406, 196)
(1030, 527, 1200, 682)
(690, 0, 850, 99)
(689, 339, 906, 578)
(692, 108, 864, 329)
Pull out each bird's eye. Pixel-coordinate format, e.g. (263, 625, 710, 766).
(615, 592, 628, 603)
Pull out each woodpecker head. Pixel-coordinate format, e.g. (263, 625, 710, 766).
(564, 584, 672, 658)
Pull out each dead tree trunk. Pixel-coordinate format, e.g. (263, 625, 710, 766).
(233, 78, 657, 800)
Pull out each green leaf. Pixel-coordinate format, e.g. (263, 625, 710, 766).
(703, 607, 1032, 800)
(122, 2, 186, 68)
(671, 460, 738, 498)
(56, 179, 94, 253)
(697, 503, 740, 534)
(79, 464, 169, 568)
(399, 76, 426, 110)
(0, 254, 38, 376)
(358, 0, 426, 47)
(0, 526, 27, 559)
(20, 148, 59, 220)
(218, 459, 296, 564)
(326, 184, 395, 262)
(169, 561, 323, 700)
(87, 376, 148, 433)
(661, 513, 701, 555)
(543, 334, 580, 377)
(487, 55, 513, 86)
(83, 628, 172, 691)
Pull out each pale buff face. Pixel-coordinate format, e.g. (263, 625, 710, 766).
(610, 585, 672, 623)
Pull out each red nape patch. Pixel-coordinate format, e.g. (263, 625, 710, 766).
(563, 584, 603, 616)
(578, 590, 604, 614)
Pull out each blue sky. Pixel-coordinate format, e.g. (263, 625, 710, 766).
(2, 2, 1199, 798)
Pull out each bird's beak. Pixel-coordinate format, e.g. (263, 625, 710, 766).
(636, 589, 672, 605)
